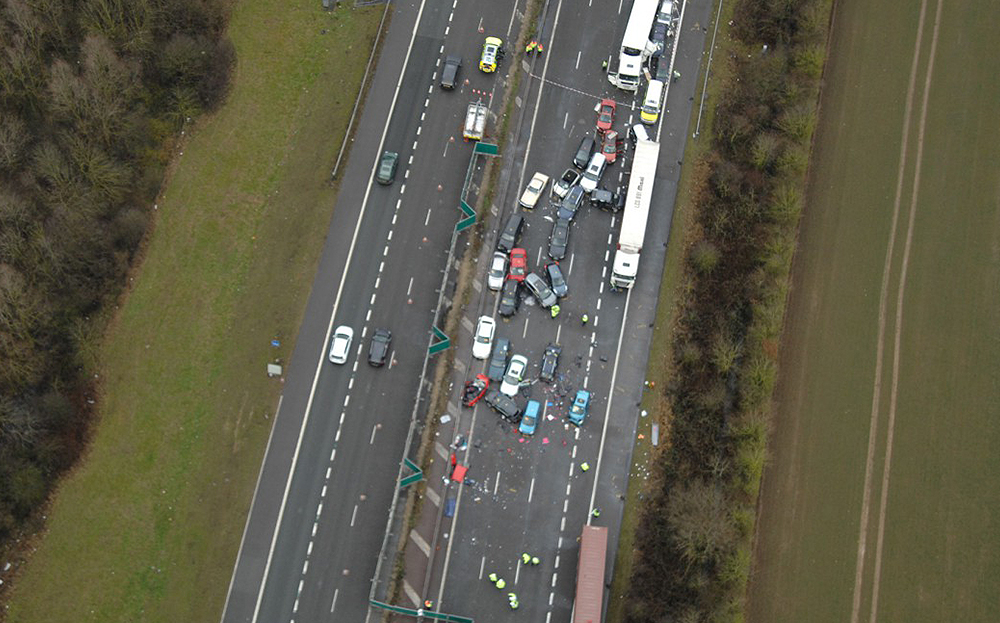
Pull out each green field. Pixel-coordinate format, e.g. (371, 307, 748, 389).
(748, 1, 1000, 622)
(5, 2, 382, 621)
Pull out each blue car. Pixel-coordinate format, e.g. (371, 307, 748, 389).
(568, 390, 590, 426)
(519, 400, 541, 435)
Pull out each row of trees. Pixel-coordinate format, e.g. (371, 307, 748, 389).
(0, 0, 233, 543)
(624, 0, 832, 621)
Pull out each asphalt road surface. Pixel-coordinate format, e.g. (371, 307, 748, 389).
(220, 0, 713, 621)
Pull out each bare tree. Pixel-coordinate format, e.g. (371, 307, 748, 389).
(666, 479, 737, 569)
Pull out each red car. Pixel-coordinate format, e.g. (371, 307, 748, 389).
(462, 374, 490, 407)
(601, 130, 622, 163)
(508, 248, 527, 281)
(596, 98, 616, 133)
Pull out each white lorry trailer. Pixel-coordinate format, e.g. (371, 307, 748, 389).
(610, 0, 659, 91)
(611, 138, 659, 289)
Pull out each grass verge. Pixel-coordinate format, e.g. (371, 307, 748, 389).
(4, 2, 383, 621)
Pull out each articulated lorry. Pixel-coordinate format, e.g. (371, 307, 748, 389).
(574, 525, 608, 623)
(611, 138, 660, 289)
(609, 0, 658, 91)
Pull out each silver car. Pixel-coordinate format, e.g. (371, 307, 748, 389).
(524, 272, 557, 309)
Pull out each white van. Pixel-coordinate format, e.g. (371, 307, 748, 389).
(640, 79, 664, 125)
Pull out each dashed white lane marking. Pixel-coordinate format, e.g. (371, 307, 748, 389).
(407, 277, 414, 296)
(575, 50, 581, 70)
(425, 208, 432, 226)
(350, 504, 358, 527)
(568, 253, 575, 275)
(329, 589, 339, 613)
(478, 556, 485, 580)
(563, 111, 569, 129)
(369, 424, 378, 444)
(522, 317, 530, 338)
(528, 477, 536, 503)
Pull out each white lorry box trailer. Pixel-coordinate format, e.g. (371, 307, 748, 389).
(611, 138, 659, 289)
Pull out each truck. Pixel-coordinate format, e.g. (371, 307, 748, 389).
(574, 525, 608, 623)
(609, 0, 659, 91)
(463, 101, 488, 141)
(611, 138, 660, 289)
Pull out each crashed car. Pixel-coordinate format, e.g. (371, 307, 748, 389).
(462, 373, 490, 407)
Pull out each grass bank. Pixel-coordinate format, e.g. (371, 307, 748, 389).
(5, 1, 383, 621)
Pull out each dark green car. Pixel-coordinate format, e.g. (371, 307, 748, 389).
(375, 150, 398, 185)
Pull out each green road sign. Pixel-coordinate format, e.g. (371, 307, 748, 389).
(429, 325, 450, 355)
(400, 458, 423, 488)
(473, 142, 499, 156)
(369, 599, 473, 623)
(456, 199, 476, 232)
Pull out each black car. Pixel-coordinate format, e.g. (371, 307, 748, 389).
(546, 262, 568, 298)
(367, 328, 392, 366)
(590, 188, 619, 212)
(548, 218, 570, 260)
(539, 343, 561, 383)
(573, 135, 596, 169)
(487, 337, 511, 381)
(496, 213, 524, 253)
(498, 279, 520, 317)
(440, 55, 462, 89)
(484, 389, 521, 422)
(558, 185, 585, 221)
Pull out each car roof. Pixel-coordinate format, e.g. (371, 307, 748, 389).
(485, 36, 503, 45)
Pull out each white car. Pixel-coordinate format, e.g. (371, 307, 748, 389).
(328, 325, 354, 364)
(472, 315, 496, 360)
(500, 354, 528, 396)
(487, 252, 507, 290)
(580, 152, 606, 193)
(518, 172, 550, 209)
